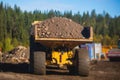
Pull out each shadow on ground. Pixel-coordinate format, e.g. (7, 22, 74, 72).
(0, 63, 70, 75)
(0, 63, 29, 73)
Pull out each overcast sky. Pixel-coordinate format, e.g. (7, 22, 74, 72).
(0, 0, 120, 17)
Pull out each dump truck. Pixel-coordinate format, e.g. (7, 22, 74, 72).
(30, 18, 93, 76)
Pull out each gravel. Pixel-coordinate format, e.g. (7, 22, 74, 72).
(35, 17, 84, 39)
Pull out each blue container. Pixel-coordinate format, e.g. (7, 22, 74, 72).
(86, 44, 94, 60)
(81, 43, 95, 60)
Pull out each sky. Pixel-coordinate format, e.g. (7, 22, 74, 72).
(0, 0, 120, 17)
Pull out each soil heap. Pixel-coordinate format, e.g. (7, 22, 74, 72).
(2, 46, 29, 64)
(34, 17, 84, 38)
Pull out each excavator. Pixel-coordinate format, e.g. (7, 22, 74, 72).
(107, 39, 120, 61)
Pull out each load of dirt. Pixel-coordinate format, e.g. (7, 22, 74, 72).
(2, 46, 29, 64)
(33, 17, 84, 38)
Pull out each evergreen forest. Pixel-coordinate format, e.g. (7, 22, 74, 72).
(0, 2, 120, 52)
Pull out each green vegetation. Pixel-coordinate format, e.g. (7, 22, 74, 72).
(0, 2, 120, 52)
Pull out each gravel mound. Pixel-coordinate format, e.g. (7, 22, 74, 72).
(2, 46, 29, 64)
(35, 17, 84, 38)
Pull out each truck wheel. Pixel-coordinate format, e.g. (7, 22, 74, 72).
(109, 57, 120, 61)
(34, 51, 46, 75)
(30, 36, 46, 74)
(109, 58, 113, 61)
(29, 36, 34, 73)
(76, 49, 90, 76)
(68, 66, 77, 75)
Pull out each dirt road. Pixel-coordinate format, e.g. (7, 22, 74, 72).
(0, 61, 120, 80)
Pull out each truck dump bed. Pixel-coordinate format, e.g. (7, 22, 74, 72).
(34, 26, 93, 48)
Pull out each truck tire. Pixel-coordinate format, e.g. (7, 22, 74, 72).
(109, 57, 120, 61)
(29, 36, 34, 73)
(67, 66, 77, 75)
(109, 58, 114, 61)
(76, 49, 90, 76)
(34, 51, 46, 75)
(30, 36, 46, 74)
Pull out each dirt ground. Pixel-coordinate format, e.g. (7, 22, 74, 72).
(0, 61, 120, 80)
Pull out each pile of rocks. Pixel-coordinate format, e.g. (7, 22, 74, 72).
(2, 46, 29, 64)
(34, 17, 84, 39)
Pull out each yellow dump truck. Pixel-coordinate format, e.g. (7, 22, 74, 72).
(30, 20, 93, 76)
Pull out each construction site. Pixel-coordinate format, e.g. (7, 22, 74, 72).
(0, 17, 120, 80)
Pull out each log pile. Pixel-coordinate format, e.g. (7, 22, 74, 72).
(2, 46, 29, 64)
(33, 17, 84, 38)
